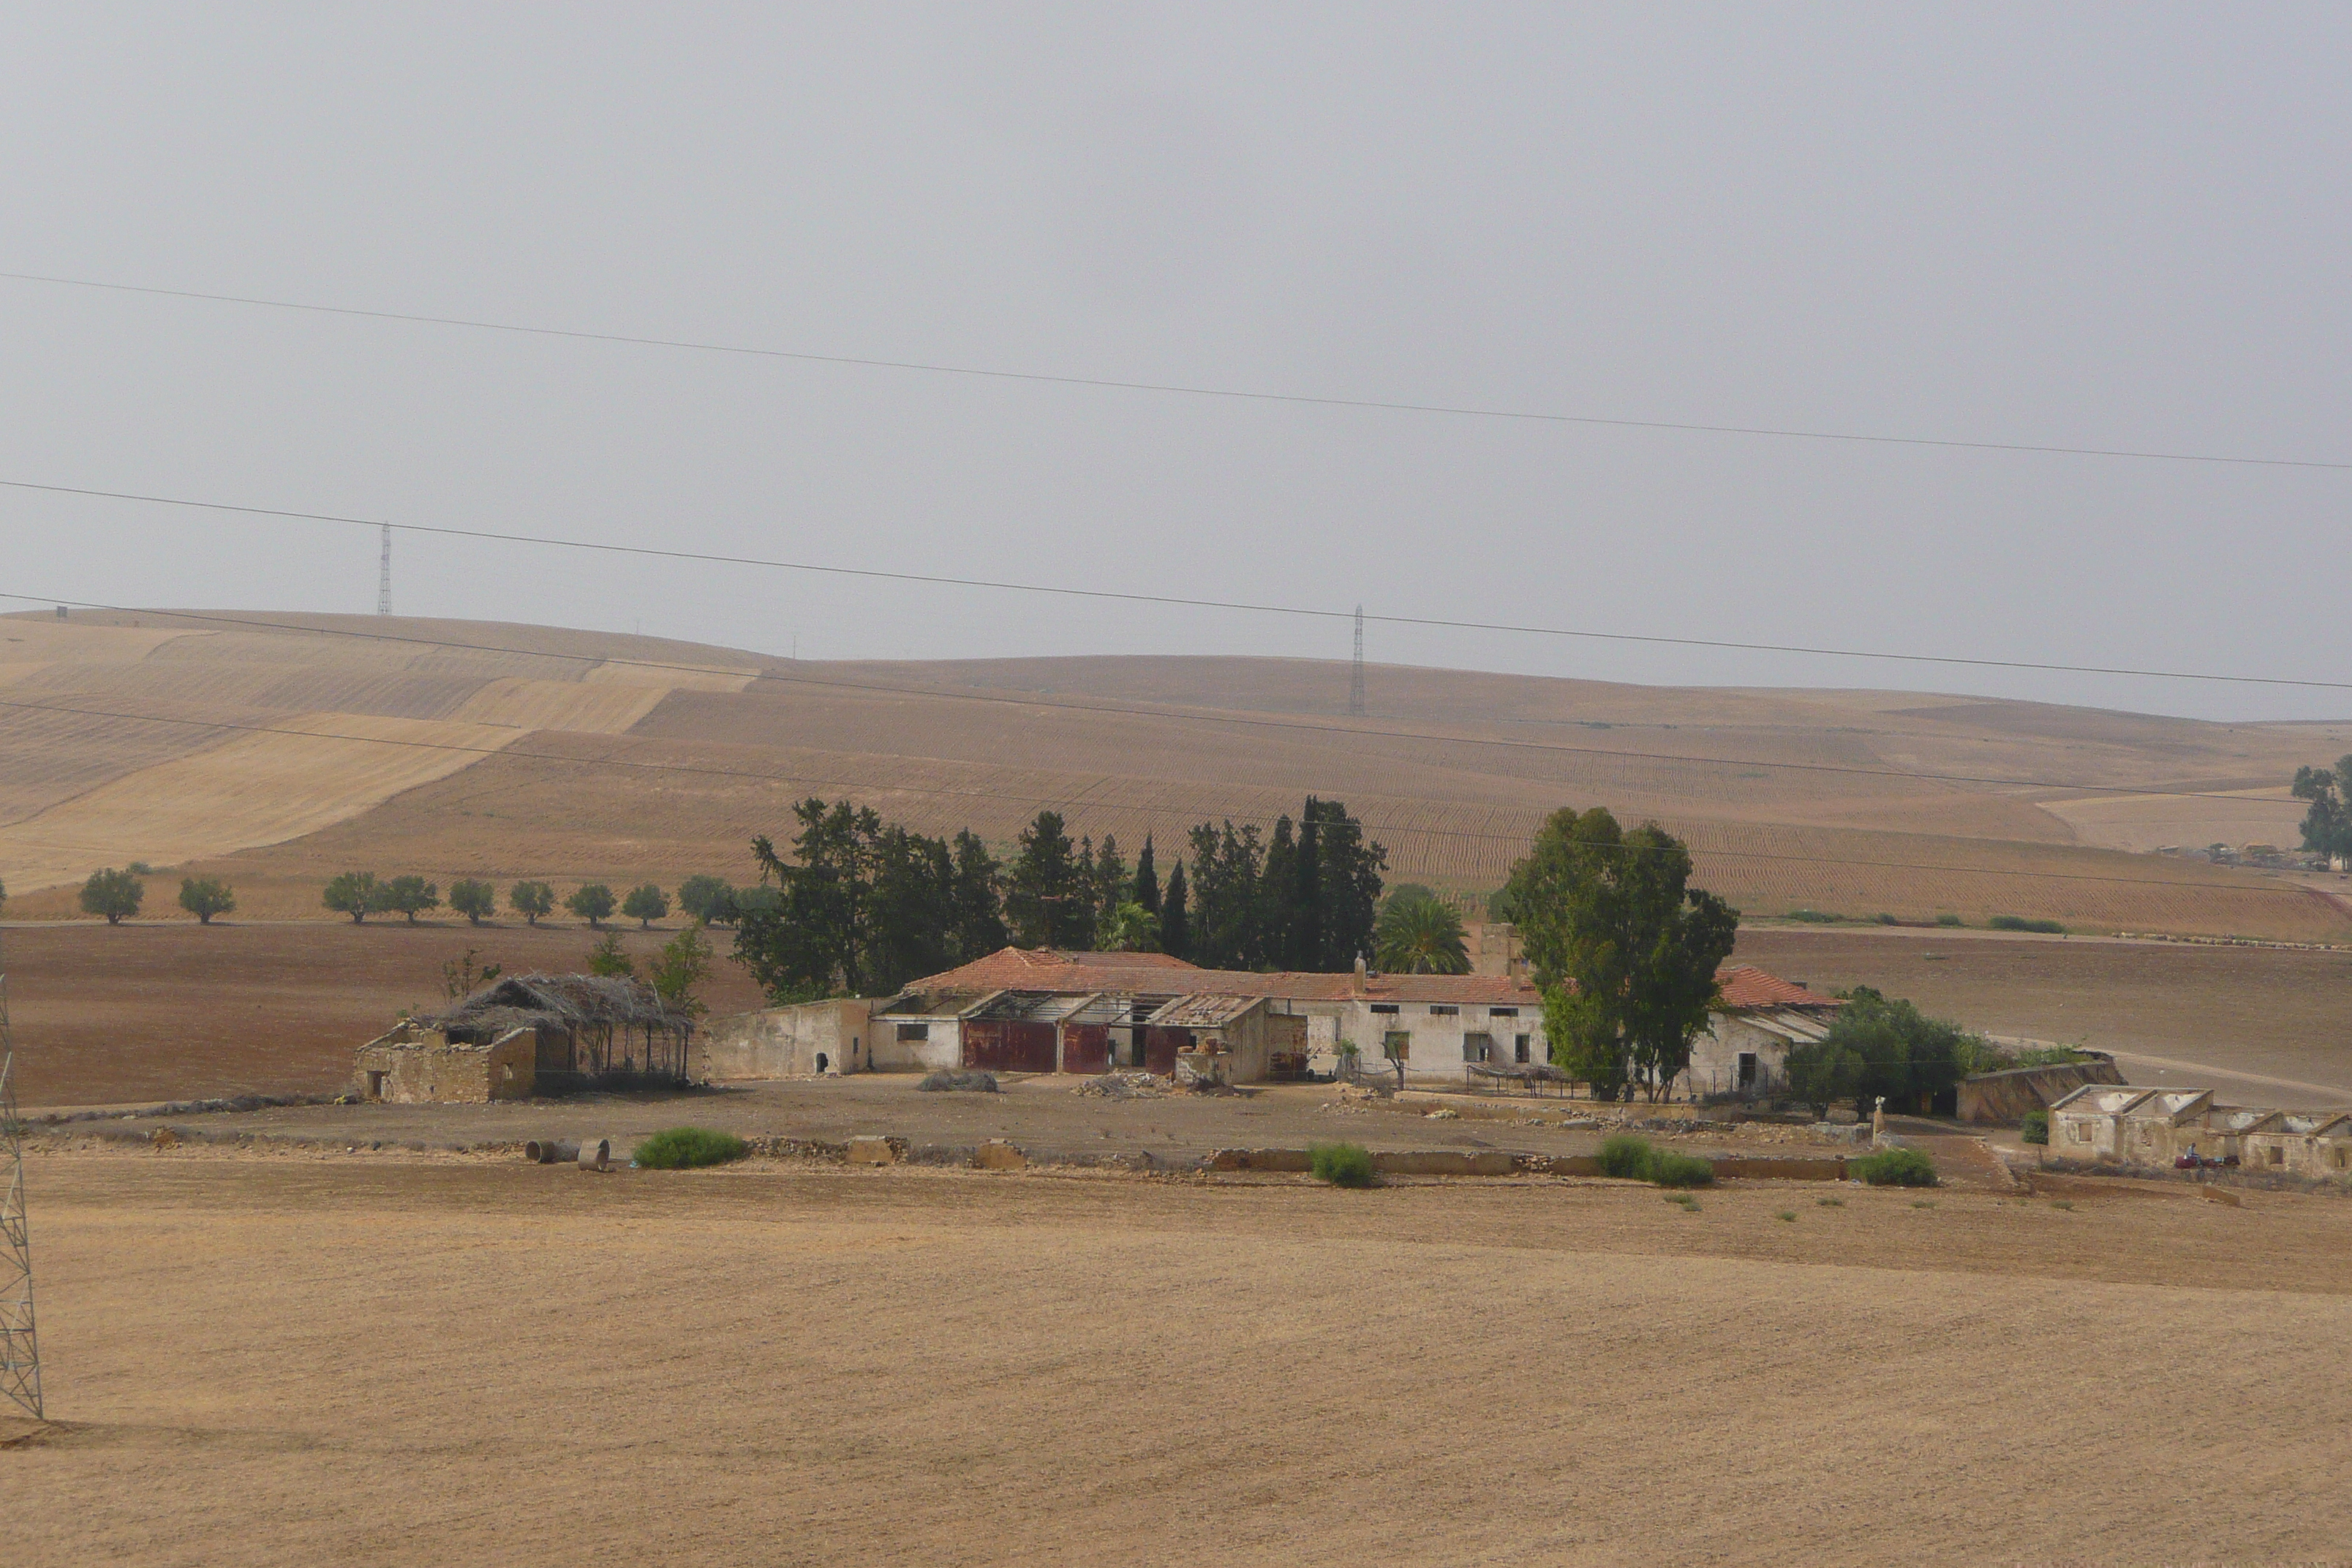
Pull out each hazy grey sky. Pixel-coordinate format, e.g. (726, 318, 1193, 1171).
(3, 5, 2345, 719)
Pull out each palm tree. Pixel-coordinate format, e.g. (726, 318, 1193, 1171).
(1373, 892, 1470, 974)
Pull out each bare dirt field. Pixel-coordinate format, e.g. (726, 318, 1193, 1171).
(11, 919, 2350, 1113)
(0, 919, 768, 1108)
(1735, 927, 2352, 1102)
(9, 608, 2351, 940)
(60, 1077, 1867, 1169)
(8, 1149, 2350, 1566)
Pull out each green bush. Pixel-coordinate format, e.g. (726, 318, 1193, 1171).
(2020, 1109, 2050, 1145)
(1309, 1142, 1376, 1188)
(1874, 912, 1899, 925)
(1645, 1149, 1714, 1188)
(1598, 1134, 1654, 1180)
(1788, 908, 1842, 923)
(1988, 914, 2065, 934)
(1850, 1147, 1938, 1187)
(1599, 1134, 1712, 1187)
(1935, 913, 1964, 927)
(633, 1127, 750, 1169)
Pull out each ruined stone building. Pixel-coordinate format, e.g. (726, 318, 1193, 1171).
(355, 973, 696, 1104)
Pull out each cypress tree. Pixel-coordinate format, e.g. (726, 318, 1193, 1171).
(1134, 834, 1161, 916)
(1161, 859, 1191, 960)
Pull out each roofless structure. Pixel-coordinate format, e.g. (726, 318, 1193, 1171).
(355, 974, 695, 1103)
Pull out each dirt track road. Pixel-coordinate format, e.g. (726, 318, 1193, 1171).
(8, 1151, 2349, 1565)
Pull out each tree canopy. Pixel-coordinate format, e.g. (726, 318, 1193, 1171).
(1372, 889, 1470, 974)
(508, 880, 555, 925)
(1503, 807, 1738, 1101)
(383, 875, 440, 924)
(178, 875, 235, 924)
(735, 798, 1008, 1003)
(323, 870, 387, 924)
(448, 878, 497, 925)
(676, 875, 738, 924)
(80, 867, 145, 925)
(566, 883, 617, 927)
(622, 883, 671, 927)
(2292, 755, 2352, 866)
(1818, 986, 1986, 1115)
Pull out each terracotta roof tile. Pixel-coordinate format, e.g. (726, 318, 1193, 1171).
(1712, 965, 1841, 1010)
(901, 950, 1831, 1014)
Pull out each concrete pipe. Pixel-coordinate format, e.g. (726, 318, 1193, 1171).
(578, 1137, 611, 1172)
(526, 1139, 579, 1164)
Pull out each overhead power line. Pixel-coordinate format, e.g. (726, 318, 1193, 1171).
(0, 592, 2323, 807)
(7, 477, 2351, 693)
(2, 268, 2345, 472)
(0, 690, 2327, 900)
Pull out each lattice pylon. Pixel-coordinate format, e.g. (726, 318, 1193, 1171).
(0, 957, 44, 1421)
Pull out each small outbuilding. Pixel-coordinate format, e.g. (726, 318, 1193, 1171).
(355, 973, 696, 1103)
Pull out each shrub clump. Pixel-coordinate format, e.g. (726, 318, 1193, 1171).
(917, 1070, 1000, 1093)
(1309, 1142, 1376, 1188)
(1988, 914, 2065, 934)
(2020, 1109, 2050, 1145)
(633, 1127, 750, 1169)
(1599, 1134, 1714, 1188)
(1598, 1133, 1654, 1180)
(1850, 1146, 1938, 1187)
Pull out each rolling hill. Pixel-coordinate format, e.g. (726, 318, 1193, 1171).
(4, 606, 2349, 942)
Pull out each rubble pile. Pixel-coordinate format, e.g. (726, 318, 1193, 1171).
(1074, 1071, 1168, 1100)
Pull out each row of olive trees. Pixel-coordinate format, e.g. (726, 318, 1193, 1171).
(66, 867, 238, 925)
(323, 872, 687, 929)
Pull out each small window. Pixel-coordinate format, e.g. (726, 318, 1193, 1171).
(1428, 1004, 1458, 1017)
(1515, 1034, 1530, 1064)
(1463, 1032, 1493, 1063)
(2068, 1121, 2091, 1142)
(896, 1022, 930, 1042)
(1369, 1003, 1400, 1016)
(1489, 1006, 1518, 1019)
(2268, 1145, 2285, 1166)
(1738, 1052, 1758, 1089)
(2334, 1148, 2348, 1170)
(1383, 1030, 1411, 1061)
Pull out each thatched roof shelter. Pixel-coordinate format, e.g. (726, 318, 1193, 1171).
(419, 973, 694, 1041)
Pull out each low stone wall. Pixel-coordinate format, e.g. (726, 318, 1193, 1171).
(1956, 1060, 2125, 1124)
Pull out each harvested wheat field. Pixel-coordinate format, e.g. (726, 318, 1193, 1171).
(0, 920, 769, 1108)
(8, 608, 2352, 941)
(1734, 927, 2352, 1104)
(7, 1149, 2350, 1566)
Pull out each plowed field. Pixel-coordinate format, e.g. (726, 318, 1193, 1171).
(5, 608, 2350, 942)
(9, 1152, 2350, 1565)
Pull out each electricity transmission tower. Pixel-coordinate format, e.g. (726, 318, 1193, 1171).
(377, 522, 393, 615)
(1348, 604, 1366, 717)
(0, 938, 43, 1421)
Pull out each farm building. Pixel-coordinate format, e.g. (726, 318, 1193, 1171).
(355, 973, 695, 1103)
(2240, 1112, 2352, 1177)
(1954, 1058, 2125, 1123)
(698, 998, 874, 1079)
(698, 946, 1852, 1093)
(1681, 966, 1839, 1101)
(2045, 1087, 2352, 1177)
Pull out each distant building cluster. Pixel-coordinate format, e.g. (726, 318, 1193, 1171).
(2046, 1085, 2352, 1180)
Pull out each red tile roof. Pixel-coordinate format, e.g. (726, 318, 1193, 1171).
(900, 949, 1827, 1013)
(1713, 965, 1840, 1010)
(901, 948, 1542, 1006)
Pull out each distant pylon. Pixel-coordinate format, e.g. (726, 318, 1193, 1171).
(1348, 604, 1366, 717)
(377, 523, 393, 615)
(0, 939, 44, 1421)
